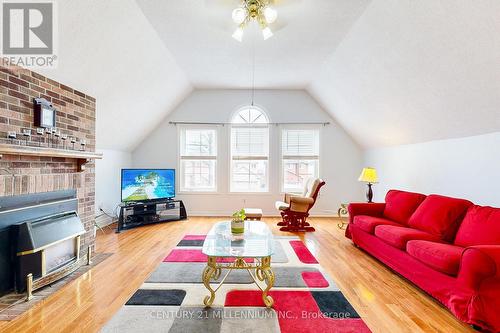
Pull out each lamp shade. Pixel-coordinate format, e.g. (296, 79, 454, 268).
(358, 168, 378, 183)
(232, 27, 244, 42)
(262, 27, 273, 40)
(232, 7, 246, 24)
(264, 7, 277, 24)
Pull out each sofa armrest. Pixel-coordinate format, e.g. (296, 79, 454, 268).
(458, 245, 500, 290)
(347, 203, 386, 224)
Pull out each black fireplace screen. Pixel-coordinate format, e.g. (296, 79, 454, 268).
(0, 190, 80, 295)
(16, 212, 85, 255)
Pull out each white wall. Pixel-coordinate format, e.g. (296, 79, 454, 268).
(132, 89, 365, 216)
(365, 132, 500, 206)
(95, 149, 132, 223)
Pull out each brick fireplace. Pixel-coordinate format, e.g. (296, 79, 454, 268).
(0, 63, 97, 294)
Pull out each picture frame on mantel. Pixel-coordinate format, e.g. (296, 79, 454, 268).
(33, 98, 57, 128)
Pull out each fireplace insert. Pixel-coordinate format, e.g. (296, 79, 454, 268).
(0, 190, 87, 298)
(13, 211, 85, 295)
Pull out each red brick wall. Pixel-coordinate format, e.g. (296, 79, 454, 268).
(0, 64, 96, 251)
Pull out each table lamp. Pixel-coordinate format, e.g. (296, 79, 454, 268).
(358, 167, 378, 203)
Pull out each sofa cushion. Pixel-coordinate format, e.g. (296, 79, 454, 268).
(352, 215, 402, 234)
(454, 205, 500, 247)
(374, 225, 442, 250)
(383, 190, 427, 225)
(407, 240, 464, 276)
(408, 195, 473, 242)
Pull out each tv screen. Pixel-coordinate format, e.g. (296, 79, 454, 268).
(121, 169, 175, 203)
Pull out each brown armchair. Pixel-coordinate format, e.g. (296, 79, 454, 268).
(275, 178, 326, 232)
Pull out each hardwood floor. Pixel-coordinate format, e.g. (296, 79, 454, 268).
(0, 217, 474, 333)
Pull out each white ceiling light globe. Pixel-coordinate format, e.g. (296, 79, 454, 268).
(262, 27, 273, 40)
(232, 7, 246, 24)
(264, 7, 277, 24)
(232, 27, 244, 42)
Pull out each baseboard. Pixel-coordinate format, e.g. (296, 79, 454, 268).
(95, 215, 115, 227)
(186, 210, 337, 217)
(94, 211, 338, 223)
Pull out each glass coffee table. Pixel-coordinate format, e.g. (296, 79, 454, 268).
(201, 220, 275, 308)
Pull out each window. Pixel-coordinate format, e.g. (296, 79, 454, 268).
(230, 107, 269, 192)
(281, 128, 320, 192)
(179, 127, 217, 192)
(232, 107, 269, 124)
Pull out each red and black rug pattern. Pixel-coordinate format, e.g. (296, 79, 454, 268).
(102, 235, 371, 333)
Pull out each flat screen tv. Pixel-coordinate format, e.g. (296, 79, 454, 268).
(121, 169, 175, 203)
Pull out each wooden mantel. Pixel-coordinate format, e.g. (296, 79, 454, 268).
(0, 144, 103, 172)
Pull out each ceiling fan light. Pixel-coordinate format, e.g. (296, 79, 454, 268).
(232, 7, 247, 24)
(232, 27, 244, 42)
(262, 26, 273, 40)
(264, 7, 277, 24)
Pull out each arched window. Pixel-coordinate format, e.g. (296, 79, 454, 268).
(231, 107, 269, 124)
(230, 107, 269, 192)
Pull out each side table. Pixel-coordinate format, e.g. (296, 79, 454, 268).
(337, 203, 349, 230)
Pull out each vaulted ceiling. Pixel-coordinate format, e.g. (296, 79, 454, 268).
(39, 0, 500, 151)
(309, 0, 500, 148)
(37, 0, 192, 151)
(136, 0, 371, 89)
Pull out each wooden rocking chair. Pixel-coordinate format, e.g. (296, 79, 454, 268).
(275, 178, 326, 232)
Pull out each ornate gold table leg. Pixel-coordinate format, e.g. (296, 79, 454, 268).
(337, 203, 349, 230)
(256, 256, 274, 308)
(202, 256, 218, 306)
(202, 255, 275, 308)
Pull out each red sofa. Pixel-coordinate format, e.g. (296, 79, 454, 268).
(346, 190, 500, 332)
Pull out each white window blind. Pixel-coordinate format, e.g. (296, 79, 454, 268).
(281, 129, 320, 192)
(231, 127, 269, 158)
(179, 128, 217, 192)
(230, 126, 269, 192)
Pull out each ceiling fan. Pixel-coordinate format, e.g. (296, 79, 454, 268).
(206, 0, 301, 42)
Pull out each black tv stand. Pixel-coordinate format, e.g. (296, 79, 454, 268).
(116, 199, 187, 233)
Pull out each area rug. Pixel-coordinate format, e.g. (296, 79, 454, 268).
(101, 235, 371, 333)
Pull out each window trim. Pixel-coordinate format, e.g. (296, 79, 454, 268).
(178, 125, 220, 193)
(229, 107, 271, 193)
(279, 125, 321, 193)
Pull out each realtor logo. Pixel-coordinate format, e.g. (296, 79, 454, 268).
(1, 1, 57, 68)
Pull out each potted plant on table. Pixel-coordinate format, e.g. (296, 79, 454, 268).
(231, 209, 246, 234)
